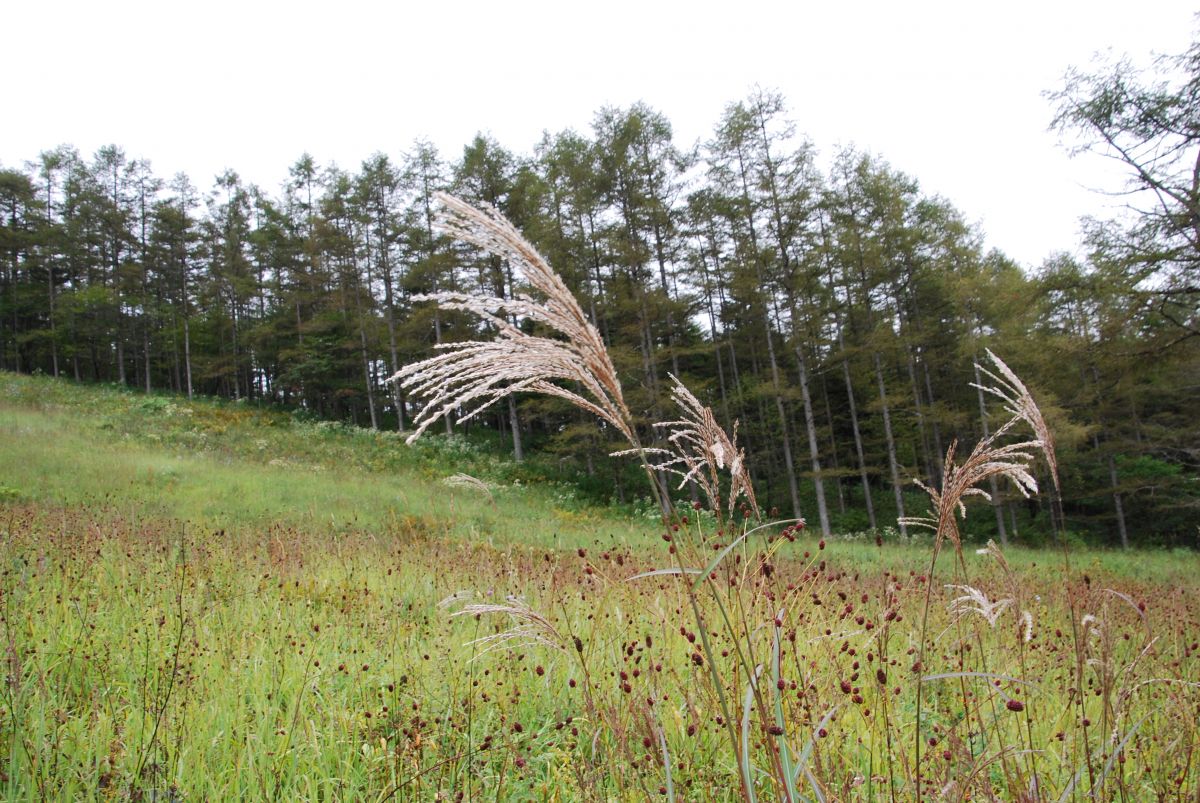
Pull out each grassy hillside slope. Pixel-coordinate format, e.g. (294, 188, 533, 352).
(0, 372, 647, 549)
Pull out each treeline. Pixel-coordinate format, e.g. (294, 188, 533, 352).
(2, 90, 1197, 545)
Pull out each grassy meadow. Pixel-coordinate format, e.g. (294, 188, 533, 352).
(1, 372, 1197, 800)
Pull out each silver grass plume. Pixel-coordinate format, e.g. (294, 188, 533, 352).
(975, 538, 1012, 574)
(972, 348, 1061, 493)
(946, 584, 1014, 627)
(977, 538, 1037, 642)
(901, 356, 1044, 549)
(389, 193, 635, 447)
(451, 596, 566, 656)
(443, 472, 495, 504)
(614, 374, 759, 520)
(901, 436, 1039, 548)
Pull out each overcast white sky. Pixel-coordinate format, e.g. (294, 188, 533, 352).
(4, 0, 1195, 267)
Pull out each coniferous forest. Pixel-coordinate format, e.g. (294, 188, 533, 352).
(2, 72, 1198, 547)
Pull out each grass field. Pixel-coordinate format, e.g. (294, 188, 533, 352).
(1, 373, 1197, 800)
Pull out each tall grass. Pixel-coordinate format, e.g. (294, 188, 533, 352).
(380, 195, 1200, 800)
(0, 196, 1194, 798)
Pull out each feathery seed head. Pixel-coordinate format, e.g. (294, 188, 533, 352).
(972, 349, 1061, 493)
(389, 193, 633, 446)
(643, 374, 759, 520)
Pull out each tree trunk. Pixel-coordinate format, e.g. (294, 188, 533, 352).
(765, 321, 802, 520)
(360, 328, 378, 430)
(840, 345, 876, 529)
(143, 321, 152, 393)
(650, 223, 682, 379)
(1099, 435, 1130, 548)
(696, 242, 731, 423)
(921, 356, 945, 485)
(1087, 364, 1130, 548)
(508, 396, 524, 462)
(47, 259, 58, 377)
(7, 254, 20, 373)
(906, 349, 936, 484)
(794, 340, 831, 536)
(433, 308, 453, 436)
(379, 257, 405, 431)
(635, 287, 671, 509)
(168, 309, 179, 393)
(183, 312, 193, 400)
(874, 351, 907, 536)
(819, 370, 847, 515)
(116, 317, 126, 385)
(230, 302, 241, 401)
